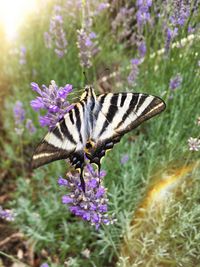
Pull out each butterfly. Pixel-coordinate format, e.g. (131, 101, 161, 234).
(31, 86, 166, 192)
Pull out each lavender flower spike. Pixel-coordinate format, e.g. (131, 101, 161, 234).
(77, 29, 100, 68)
(13, 101, 26, 125)
(30, 81, 73, 129)
(136, 0, 152, 29)
(44, 5, 67, 58)
(59, 164, 115, 229)
(19, 46, 27, 65)
(13, 101, 26, 135)
(120, 154, 129, 165)
(169, 74, 182, 90)
(26, 119, 36, 134)
(127, 58, 141, 85)
(0, 206, 15, 221)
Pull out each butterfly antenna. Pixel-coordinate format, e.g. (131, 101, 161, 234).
(83, 71, 88, 85)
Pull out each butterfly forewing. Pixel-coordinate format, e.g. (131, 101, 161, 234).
(86, 92, 165, 167)
(94, 92, 165, 139)
(31, 102, 86, 169)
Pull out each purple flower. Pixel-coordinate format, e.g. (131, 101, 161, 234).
(136, 0, 152, 28)
(97, 2, 110, 12)
(170, 1, 191, 27)
(89, 32, 96, 39)
(162, 1, 192, 54)
(44, 5, 67, 58)
(13, 101, 26, 125)
(40, 264, 49, 267)
(137, 10, 151, 27)
(19, 45, 26, 65)
(26, 119, 36, 134)
(62, 195, 74, 204)
(85, 37, 93, 47)
(131, 58, 141, 65)
(95, 187, 105, 198)
(30, 80, 73, 129)
(165, 27, 178, 53)
(31, 82, 42, 94)
(58, 84, 73, 99)
(44, 32, 52, 49)
(120, 154, 129, 165)
(0, 206, 15, 221)
(188, 26, 195, 33)
(30, 97, 45, 111)
(39, 115, 51, 127)
(111, 6, 135, 47)
(169, 74, 182, 90)
(59, 164, 115, 229)
(77, 29, 100, 68)
(138, 41, 146, 58)
(58, 176, 68, 186)
(127, 58, 141, 85)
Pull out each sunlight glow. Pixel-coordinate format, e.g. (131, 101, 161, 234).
(132, 163, 198, 222)
(0, 0, 37, 40)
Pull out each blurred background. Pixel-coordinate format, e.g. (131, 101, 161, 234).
(0, 0, 200, 266)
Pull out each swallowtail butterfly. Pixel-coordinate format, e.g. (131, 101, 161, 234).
(31, 86, 166, 191)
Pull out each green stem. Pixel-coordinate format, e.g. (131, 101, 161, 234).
(20, 134, 25, 176)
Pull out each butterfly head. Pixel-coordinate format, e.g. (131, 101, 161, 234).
(80, 86, 96, 101)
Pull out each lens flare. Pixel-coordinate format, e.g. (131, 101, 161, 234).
(0, 0, 36, 40)
(133, 163, 197, 222)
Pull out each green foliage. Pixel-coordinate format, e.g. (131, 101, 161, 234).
(1, 1, 200, 266)
(117, 164, 200, 267)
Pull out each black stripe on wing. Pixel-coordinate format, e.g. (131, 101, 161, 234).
(52, 126, 63, 140)
(116, 95, 166, 134)
(74, 104, 84, 143)
(59, 118, 76, 144)
(98, 96, 119, 137)
(120, 94, 126, 107)
(69, 110, 75, 124)
(117, 93, 140, 128)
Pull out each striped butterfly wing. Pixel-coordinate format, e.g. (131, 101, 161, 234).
(86, 92, 166, 167)
(31, 103, 86, 170)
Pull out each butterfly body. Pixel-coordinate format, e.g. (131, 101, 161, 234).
(31, 86, 166, 191)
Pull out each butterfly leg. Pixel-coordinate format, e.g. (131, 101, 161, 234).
(80, 166, 86, 192)
(92, 159, 101, 186)
(95, 161, 101, 187)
